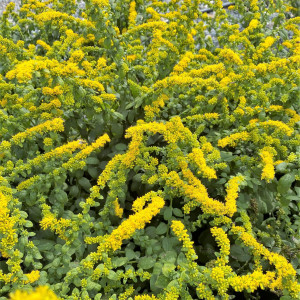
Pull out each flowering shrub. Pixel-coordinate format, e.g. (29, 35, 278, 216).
(0, 0, 299, 299)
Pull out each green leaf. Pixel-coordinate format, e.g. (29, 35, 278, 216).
(111, 123, 123, 138)
(113, 111, 125, 120)
(162, 263, 176, 277)
(160, 251, 177, 264)
(277, 173, 295, 195)
(78, 177, 92, 192)
(125, 248, 138, 260)
(86, 157, 100, 165)
(88, 167, 99, 179)
(163, 207, 172, 220)
(104, 38, 111, 48)
(156, 223, 168, 235)
(162, 237, 180, 251)
(35, 240, 56, 252)
(155, 275, 169, 289)
(230, 244, 251, 262)
(138, 257, 155, 269)
(173, 208, 183, 217)
(177, 252, 187, 266)
(108, 270, 118, 281)
(112, 257, 128, 267)
(276, 162, 287, 173)
(115, 143, 127, 151)
(69, 186, 79, 197)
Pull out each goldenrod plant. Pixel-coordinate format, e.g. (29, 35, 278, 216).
(0, 0, 299, 299)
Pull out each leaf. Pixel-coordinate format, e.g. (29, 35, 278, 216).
(125, 248, 138, 260)
(111, 123, 123, 138)
(177, 252, 187, 266)
(155, 275, 169, 289)
(69, 186, 79, 197)
(112, 257, 128, 267)
(86, 157, 100, 165)
(145, 226, 157, 238)
(115, 143, 127, 151)
(163, 207, 172, 221)
(162, 237, 180, 251)
(113, 111, 125, 120)
(88, 167, 99, 179)
(230, 244, 251, 262)
(104, 38, 111, 48)
(276, 162, 287, 173)
(277, 173, 295, 195)
(162, 263, 176, 277)
(108, 270, 118, 281)
(156, 223, 168, 235)
(78, 177, 92, 191)
(173, 208, 183, 217)
(34, 240, 56, 252)
(160, 250, 177, 264)
(138, 257, 155, 269)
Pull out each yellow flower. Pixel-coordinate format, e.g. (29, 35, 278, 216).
(171, 220, 198, 261)
(260, 149, 275, 182)
(88, 192, 164, 265)
(224, 176, 244, 216)
(219, 48, 243, 65)
(114, 198, 123, 218)
(188, 148, 217, 179)
(23, 270, 40, 284)
(10, 286, 59, 300)
(211, 227, 230, 264)
(129, 1, 137, 28)
(218, 132, 250, 148)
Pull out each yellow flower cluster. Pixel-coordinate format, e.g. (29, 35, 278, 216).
(11, 118, 64, 146)
(129, 1, 137, 28)
(231, 225, 300, 296)
(42, 86, 63, 96)
(134, 296, 158, 300)
(16, 175, 40, 191)
(224, 176, 245, 216)
(229, 269, 276, 293)
(188, 148, 217, 179)
(218, 131, 250, 148)
(10, 140, 87, 179)
(210, 227, 230, 265)
(87, 192, 164, 264)
(9, 286, 59, 300)
(23, 270, 40, 284)
(113, 198, 123, 218)
(62, 134, 110, 170)
(0, 191, 17, 257)
(260, 149, 275, 182)
(171, 220, 197, 261)
(218, 48, 243, 65)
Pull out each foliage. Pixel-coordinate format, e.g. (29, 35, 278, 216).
(0, 0, 299, 299)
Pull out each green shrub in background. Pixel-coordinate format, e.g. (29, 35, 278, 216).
(0, 0, 299, 299)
